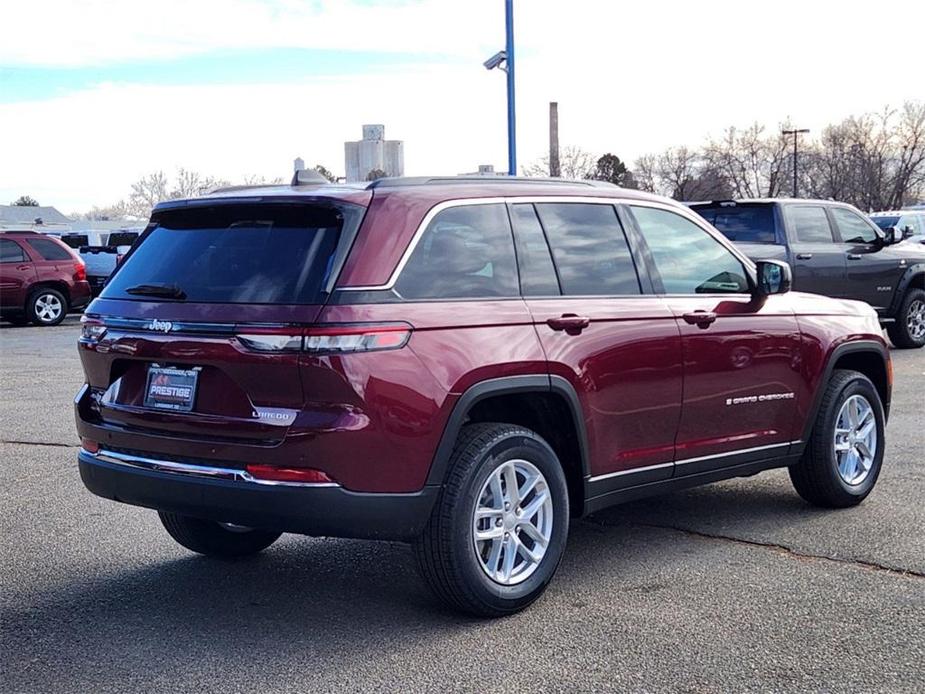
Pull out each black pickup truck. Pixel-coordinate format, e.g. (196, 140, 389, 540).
(689, 199, 925, 348)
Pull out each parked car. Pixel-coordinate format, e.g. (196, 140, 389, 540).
(870, 210, 925, 245)
(74, 229, 142, 295)
(0, 230, 91, 326)
(689, 199, 925, 348)
(76, 176, 892, 616)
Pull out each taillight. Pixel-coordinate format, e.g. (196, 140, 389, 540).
(74, 260, 86, 282)
(236, 333, 303, 352)
(303, 323, 411, 354)
(245, 464, 335, 485)
(79, 315, 106, 341)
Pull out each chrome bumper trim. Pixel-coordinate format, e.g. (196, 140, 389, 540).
(82, 448, 339, 488)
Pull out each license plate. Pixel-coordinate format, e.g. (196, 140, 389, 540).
(144, 366, 199, 412)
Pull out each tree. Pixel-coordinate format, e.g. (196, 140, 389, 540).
(11, 195, 39, 206)
(313, 165, 337, 182)
(366, 168, 387, 181)
(588, 154, 634, 187)
(703, 123, 789, 198)
(523, 146, 597, 179)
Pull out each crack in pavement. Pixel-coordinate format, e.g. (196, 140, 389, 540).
(1, 439, 80, 449)
(639, 522, 925, 579)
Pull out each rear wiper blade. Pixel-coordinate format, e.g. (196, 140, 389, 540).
(124, 283, 187, 300)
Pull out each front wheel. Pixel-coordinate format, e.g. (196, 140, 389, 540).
(887, 288, 925, 349)
(414, 423, 570, 618)
(789, 369, 885, 508)
(159, 512, 281, 558)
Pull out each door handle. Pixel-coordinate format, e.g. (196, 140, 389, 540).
(16, 264, 31, 271)
(546, 314, 590, 335)
(795, 253, 813, 260)
(847, 253, 862, 260)
(682, 310, 717, 328)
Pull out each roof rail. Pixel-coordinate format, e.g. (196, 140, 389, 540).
(366, 176, 617, 189)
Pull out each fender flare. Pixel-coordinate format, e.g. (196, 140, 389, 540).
(798, 339, 891, 446)
(424, 374, 591, 487)
(887, 263, 925, 317)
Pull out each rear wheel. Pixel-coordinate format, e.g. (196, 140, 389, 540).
(158, 512, 281, 558)
(789, 370, 885, 508)
(887, 287, 925, 349)
(414, 423, 570, 617)
(27, 288, 68, 326)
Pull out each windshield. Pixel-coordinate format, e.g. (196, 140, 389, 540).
(103, 202, 360, 304)
(691, 204, 777, 244)
(871, 216, 899, 230)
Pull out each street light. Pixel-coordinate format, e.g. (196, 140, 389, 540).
(782, 127, 810, 198)
(484, 0, 516, 176)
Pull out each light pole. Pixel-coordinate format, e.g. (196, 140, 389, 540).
(782, 128, 809, 197)
(484, 0, 517, 176)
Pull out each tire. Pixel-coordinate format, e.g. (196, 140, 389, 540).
(789, 369, 885, 508)
(886, 287, 925, 349)
(158, 512, 281, 558)
(413, 423, 570, 618)
(27, 288, 68, 326)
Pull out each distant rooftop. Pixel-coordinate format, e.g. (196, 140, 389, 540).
(0, 204, 72, 226)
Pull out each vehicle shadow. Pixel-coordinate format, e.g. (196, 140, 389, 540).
(3, 477, 825, 691)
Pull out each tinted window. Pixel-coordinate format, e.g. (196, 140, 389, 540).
(59, 234, 89, 248)
(534, 203, 640, 295)
(631, 206, 749, 294)
(104, 204, 356, 304)
(1, 239, 27, 263)
(510, 204, 560, 296)
(692, 204, 777, 244)
(832, 208, 879, 244)
(871, 216, 899, 231)
(107, 232, 139, 247)
(395, 204, 518, 300)
(27, 237, 74, 261)
(787, 206, 834, 243)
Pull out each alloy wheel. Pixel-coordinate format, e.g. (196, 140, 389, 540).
(907, 299, 925, 341)
(472, 459, 554, 585)
(833, 394, 877, 486)
(34, 293, 63, 323)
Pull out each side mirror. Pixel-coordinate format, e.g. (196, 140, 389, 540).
(755, 260, 792, 296)
(901, 225, 915, 240)
(882, 227, 897, 245)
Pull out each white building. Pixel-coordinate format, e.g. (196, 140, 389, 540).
(344, 124, 404, 182)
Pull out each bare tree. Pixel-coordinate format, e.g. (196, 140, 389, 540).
(126, 171, 169, 218)
(704, 123, 789, 198)
(523, 145, 597, 179)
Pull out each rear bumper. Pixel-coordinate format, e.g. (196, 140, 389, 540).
(78, 448, 438, 541)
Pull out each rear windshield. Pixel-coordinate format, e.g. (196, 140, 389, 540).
(59, 234, 89, 248)
(691, 204, 777, 244)
(103, 203, 359, 304)
(107, 231, 140, 247)
(871, 216, 899, 230)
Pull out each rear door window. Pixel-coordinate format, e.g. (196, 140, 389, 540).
(533, 203, 641, 296)
(26, 237, 74, 261)
(786, 206, 835, 243)
(509, 204, 560, 296)
(1, 239, 27, 263)
(691, 205, 777, 243)
(103, 203, 360, 304)
(394, 203, 519, 300)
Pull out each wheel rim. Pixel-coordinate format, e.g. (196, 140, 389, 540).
(833, 394, 877, 486)
(472, 459, 553, 586)
(907, 299, 925, 340)
(34, 294, 63, 322)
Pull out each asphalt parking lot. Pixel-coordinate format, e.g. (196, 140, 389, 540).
(1, 316, 923, 693)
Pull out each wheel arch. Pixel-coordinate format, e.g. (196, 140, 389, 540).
(887, 264, 924, 317)
(27, 280, 71, 305)
(425, 375, 590, 516)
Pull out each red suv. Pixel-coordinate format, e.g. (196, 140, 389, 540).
(1, 231, 91, 326)
(75, 176, 891, 616)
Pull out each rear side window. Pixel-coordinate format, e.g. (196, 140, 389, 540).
(394, 204, 519, 300)
(59, 234, 89, 248)
(534, 203, 640, 296)
(509, 204, 560, 296)
(692, 205, 777, 244)
(787, 206, 834, 243)
(831, 207, 878, 244)
(1, 239, 27, 263)
(104, 203, 359, 304)
(26, 237, 74, 261)
(630, 206, 749, 294)
(107, 232, 139, 247)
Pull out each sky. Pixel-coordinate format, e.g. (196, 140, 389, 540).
(1, 0, 923, 213)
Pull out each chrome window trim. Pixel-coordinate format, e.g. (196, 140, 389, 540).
(83, 448, 340, 488)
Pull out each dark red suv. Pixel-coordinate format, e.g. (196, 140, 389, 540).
(1, 231, 91, 326)
(75, 176, 891, 616)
